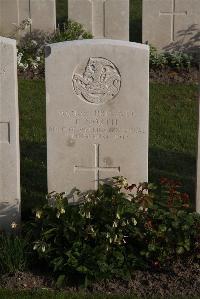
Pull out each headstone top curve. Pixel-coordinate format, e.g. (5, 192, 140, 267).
(47, 39, 149, 51)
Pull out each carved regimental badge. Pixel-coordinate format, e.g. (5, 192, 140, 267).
(72, 57, 121, 105)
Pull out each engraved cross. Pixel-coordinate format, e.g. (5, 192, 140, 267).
(74, 143, 120, 190)
(159, 0, 187, 42)
(89, 0, 106, 38)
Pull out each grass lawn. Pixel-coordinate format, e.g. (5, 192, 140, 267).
(0, 289, 199, 299)
(18, 79, 199, 217)
(56, 0, 142, 42)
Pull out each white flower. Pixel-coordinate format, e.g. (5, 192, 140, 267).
(36, 56, 41, 62)
(145, 208, 148, 212)
(138, 206, 144, 211)
(112, 221, 118, 228)
(11, 222, 17, 229)
(31, 62, 38, 69)
(56, 212, 60, 219)
(116, 213, 120, 219)
(41, 245, 46, 252)
(33, 244, 38, 250)
(60, 207, 65, 214)
(132, 218, 137, 226)
(31, 40, 38, 46)
(36, 210, 42, 219)
(114, 235, 118, 242)
(106, 232, 110, 238)
(86, 211, 91, 219)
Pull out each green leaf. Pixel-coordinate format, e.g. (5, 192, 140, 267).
(56, 274, 66, 288)
(176, 247, 185, 255)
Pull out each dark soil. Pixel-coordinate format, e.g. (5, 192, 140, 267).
(150, 67, 199, 84)
(1, 261, 200, 297)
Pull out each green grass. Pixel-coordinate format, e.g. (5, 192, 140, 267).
(19, 80, 47, 218)
(56, 0, 142, 42)
(0, 290, 138, 299)
(0, 289, 199, 299)
(18, 80, 199, 217)
(149, 83, 199, 206)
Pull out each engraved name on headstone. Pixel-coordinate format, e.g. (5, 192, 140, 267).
(143, 0, 200, 53)
(46, 39, 149, 194)
(68, 0, 129, 40)
(0, 37, 20, 231)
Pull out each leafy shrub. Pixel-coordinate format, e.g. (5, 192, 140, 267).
(150, 46, 168, 69)
(26, 177, 200, 285)
(0, 233, 29, 274)
(17, 20, 92, 78)
(150, 45, 194, 70)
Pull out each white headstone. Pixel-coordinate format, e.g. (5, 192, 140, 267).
(46, 39, 149, 195)
(68, 0, 129, 40)
(0, 37, 20, 231)
(143, 0, 200, 53)
(30, 0, 56, 33)
(0, 0, 56, 38)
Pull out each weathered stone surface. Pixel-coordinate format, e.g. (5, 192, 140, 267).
(30, 0, 56, 33)
(68, 0, 129, 40)
(46, 39, 149, 195)
(0, 37, 20, 231)
(0, 0, 56, 38)
(142, 0, 200, 53)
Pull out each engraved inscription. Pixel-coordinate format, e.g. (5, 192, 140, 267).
(49, 109, 146, 141)
(72, 57, 121, 105)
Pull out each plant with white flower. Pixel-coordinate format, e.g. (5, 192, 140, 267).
(31, 40, 38, 47)
(41, 245, 46, 253)
(113, 176, 129, 189)
(36, 210, 42, 219)
(132, 218, 137, 226)
(18, 17, 32, 31)
(31, 61, 39, 70)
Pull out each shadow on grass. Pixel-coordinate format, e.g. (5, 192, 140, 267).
(20, 141, 47, 221)
(130, 0, 142, 42)
(149, 147, 196, 208)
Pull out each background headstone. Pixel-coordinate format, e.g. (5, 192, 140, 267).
(0, 0, 56, 38)
(68, 0, 129, 40)
(46, 39, 149, 195)
(142, 0, 200, 53)
(30, 0, 57, 33)
(0, 37, 20, 231)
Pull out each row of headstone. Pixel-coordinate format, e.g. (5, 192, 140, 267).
(142, 0, 200, 53)
(0, 0, 200, 231)
(0, 0, 200, 53)
(0, 0, 56, 38)
(0, 34, 149, 230)
(68, 0, 129, 40)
